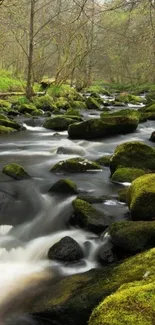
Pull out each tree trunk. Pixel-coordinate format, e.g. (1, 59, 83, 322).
(26, 0, 35, 99)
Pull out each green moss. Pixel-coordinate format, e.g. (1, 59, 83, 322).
(100, 108, 140, 120)
(65, 108, 81, 117)
(70, 100, 86, 110)
(0, 99, 11, 109)
(115, 93, 143, 104)
(86, 97, 101, 110)
(85, 85, 111, 96)
(3, 163, 30, 180)
(89, 281, 155, 325)
(43, 116, 76, 131)
(30, 248, 155, 325)
(33, 94, 56, 111)
(68, 116, 139, 140)
(49, 179, 78, 195)
(0, 70, 24, 92)
(0, 116, 21, 130)
(110, 141, 155, 175)
(109, 220, 155, 253)
(18, 103, 37, 114)
(71, 198, 106, 233)
(50, 157, 101, 173)
(111, 167, 146, 182)
(127, 173, 155, 221)
(47, 84, 78, 99)
(0, 125, 16, 134)
(96, 155, 112, 167)
(118, 187, 129, 203)
(31, 109, 44, 116)
(55, 97, 71, 110)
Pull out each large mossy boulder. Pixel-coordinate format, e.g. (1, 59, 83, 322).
(33, 94, 56, 111)
(111, 167, 146, 183)
(50, 157, 101, 173)
(115, 93, 142, 104)
(127, 173, 155, 221)
(109, 220, 155, 254)
(55, 97, 71, 110)
(43, 116, 76, 131)
(17, 103, 37, 114)
(86, 97, 101, 110)
(70, 100, 87, 110)
(30, 248, 155, 325)
(3, 163, 30, 180)
(70, 198, 108, 233)
(68, 116, 138, 140)
(49, 179, 78, 195)
(89, 280, 155, 325)
(48, 236, 84, 263)
(110, 141, 155, 175)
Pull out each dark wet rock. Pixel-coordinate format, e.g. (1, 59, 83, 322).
(149, 131, 155, 142)
(49, 179, 78, 195)
(68, 115, 138, 140)
(109, 220, 155, 254)
(110, 141, 155, 175)
(23, 118, 43, 127)
(97, 240, 116, 264)
(57, 146, 85, 156)
(48, 236, 83, 263)
(70, 198, 108, 233)
(127, 173, 155, 221)
(50, 157, 101, 173)
(43, 116, 76, 131)
(2, 163, 30, 180)
(77, 194, 107, 204)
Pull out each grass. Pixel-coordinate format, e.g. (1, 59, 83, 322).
(0, 70, 25, 92)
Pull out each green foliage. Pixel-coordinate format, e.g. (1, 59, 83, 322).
(0, 125, 16, 134)
(33, 94, 56, 111)
(0, 99, 11, 109)
(47, 84, 78, 98)
(0, 70, 24, 92)
(65, 108, 81, 116)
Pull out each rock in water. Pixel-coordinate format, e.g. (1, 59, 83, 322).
(50, 157, 101, 173)
(48, 179, 78, 195)
(3, 163, 30, 180)
(127, 173, 155, 221)
(149, 131, 155, 142)
(48, 236, 84, 262)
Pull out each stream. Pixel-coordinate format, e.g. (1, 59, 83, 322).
(0, 108, 154, 324)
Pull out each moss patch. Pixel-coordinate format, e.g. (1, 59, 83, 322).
(127, 173, 155, 221)
(49, 179, 78, 195)
(111, 167, 146, 182)
(3, 163, 30, 180)
(110, 141, 155, 175)
(50, 157, 101, 173)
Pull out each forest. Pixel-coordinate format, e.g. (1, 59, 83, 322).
(1, 1, 155, 325)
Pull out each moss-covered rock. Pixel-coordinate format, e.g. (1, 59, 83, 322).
(50, 157, 101, 173)
(109, 220, 155, 254)
(0, 115, 21, 130)
(0, 99, 11, 109)
(68, 115, 139, 140)
(86, 97, 101, 110)
(118, 187, 129, 203)
(48, 236, 84, 263)
(70, 198, 108, 233)
(65, 108, 81, 117)
(18, 103, 37, 114)
(3, 163, 30, 180)
(110, 141, 155, 175)
(49, 179, 78, 195)
(30, 248, 155, 325)
(56, 97, 71, 110)
(43, 116, 76, 131)
(96, 155, 112, 167)
(70, 100, 86, 110)
(0, 125, 17, 134)
(33, 94, 56, 111)
(111, 167, 146, 183)
(127, 173, 155, 221)
(115, 93, 142, 104)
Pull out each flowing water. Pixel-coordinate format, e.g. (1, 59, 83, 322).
(0, 109, 154, 323)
